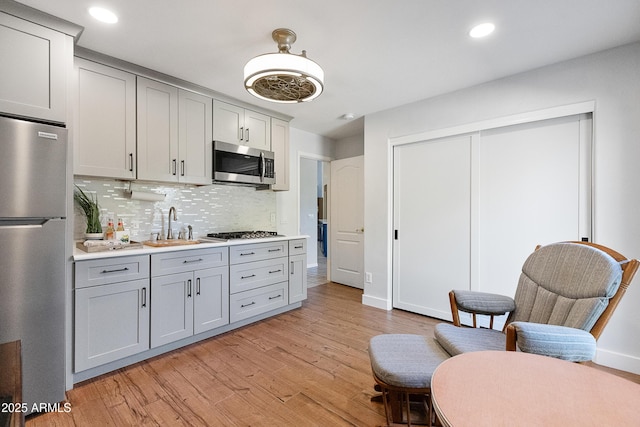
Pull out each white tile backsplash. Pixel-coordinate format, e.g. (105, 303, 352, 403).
(73, 177, 276, 241)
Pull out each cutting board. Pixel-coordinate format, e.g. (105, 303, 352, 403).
(142, 239, 201, 247)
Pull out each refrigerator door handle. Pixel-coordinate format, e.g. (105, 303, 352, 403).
(0, 219, 50, 229)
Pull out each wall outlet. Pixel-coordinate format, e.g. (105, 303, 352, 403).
(365, 272, 373, 283)
(270, 212, 276, 224)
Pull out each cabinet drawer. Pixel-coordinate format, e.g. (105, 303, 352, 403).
(289, 239, 306, 256)
(229, 257, 288, 294)
(75, 255, 150, 288)
(151, 247, 228, 277)
(229, 241, 288, 264)
(230, 282, 288, 323)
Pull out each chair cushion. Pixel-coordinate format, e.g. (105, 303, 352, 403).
(434, 323, 506, 356)
(509, 322, 597, 362)
(369, 334, 450, 388)
(512, 243, 622, 331)
(453, 290, 516, 315)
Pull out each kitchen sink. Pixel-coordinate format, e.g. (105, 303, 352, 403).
(143, 239, 201, 247)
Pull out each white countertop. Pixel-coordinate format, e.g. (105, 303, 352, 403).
(73, 235, 308, 261)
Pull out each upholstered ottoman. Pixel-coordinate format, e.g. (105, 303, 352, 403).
(369, 334, 450, 426)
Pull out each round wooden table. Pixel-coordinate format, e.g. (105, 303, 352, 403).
(431, 351, 640, 426)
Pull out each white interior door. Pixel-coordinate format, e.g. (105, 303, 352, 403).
(330, 156, 364, 288)
(391, 113, 592, 323)
(392, 135, 473, 319)
(476, 114, 592, 298)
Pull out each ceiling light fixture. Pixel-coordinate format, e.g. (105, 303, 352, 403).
(244, 28, 324, 104)
(88, 7, 118, 24)
(469, 22, 495, 38)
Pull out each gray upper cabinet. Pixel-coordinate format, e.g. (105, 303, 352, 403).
(137, 77, 212, 185)
(74, 59, 137, 179)
(0, 12, 70, 123)
(271, 118, 290, 191)
(213, 100, 271, 150)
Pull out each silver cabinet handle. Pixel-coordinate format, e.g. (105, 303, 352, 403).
(269, 269, 282, 274)
(268, 248, 281, 252)
(241, 301, 255, 308)
(101, 267, 129, 274)
(183, 258, 204, 264)
(291, 261, 294, 274)
(239, 127, 244, 141)
(196, 278, 201, 295)
(241, 274, 256, 279)
(172, 159, 177, 175)
(269, 294, 282, 300)
(240, 252, 255, 256)
(187, 279, 192, 298)
(129, 153, 134, 172)
(294, 245, 303, 249)
(246, 128, 250, 142)
(141, 287, 147, 308)
(181, 160, 185, 176)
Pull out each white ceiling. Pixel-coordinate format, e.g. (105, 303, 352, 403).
(15, 0, 640, 140)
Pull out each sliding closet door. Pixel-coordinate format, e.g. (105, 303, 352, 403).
(392, 134, 473, 319)
(476, 114, 592, 298)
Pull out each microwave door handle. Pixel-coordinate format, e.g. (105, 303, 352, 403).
(260, 152, 265, 183)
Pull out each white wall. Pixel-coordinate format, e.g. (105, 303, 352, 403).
(335, 133, 364, 159)
(276, 127, 334, 266)
(363, 42, 640, 373)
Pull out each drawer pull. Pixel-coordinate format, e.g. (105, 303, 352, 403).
(269, 269, 282, 274)
(268, 248, 281, 252)
(183, 258, 204, 264)
(241, 301, 255, 308)
(241, 274, 256, 279)
(269, 294, 282, 300)
(240, 252, 255, 256)
(100, 267, 130, 274)
(294, 245, 303, 249)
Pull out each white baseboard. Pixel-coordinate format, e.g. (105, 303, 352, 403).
(595, 347, 640, 375)
(362, 294, 392, 310)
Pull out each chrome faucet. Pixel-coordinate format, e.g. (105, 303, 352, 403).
(167, 207, 178, 239)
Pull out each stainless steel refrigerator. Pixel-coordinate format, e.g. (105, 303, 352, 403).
(0, 115, 67, 413)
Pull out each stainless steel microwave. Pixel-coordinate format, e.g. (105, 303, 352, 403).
(212, 141, 276, 185)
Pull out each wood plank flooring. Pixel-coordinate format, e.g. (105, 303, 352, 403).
(27, 281, 640, 426)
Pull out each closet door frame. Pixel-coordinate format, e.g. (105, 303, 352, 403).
(390, 101, 595, 322)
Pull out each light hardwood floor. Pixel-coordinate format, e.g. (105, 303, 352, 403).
(27, 280, 640, 426)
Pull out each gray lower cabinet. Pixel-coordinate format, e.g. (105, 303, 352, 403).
(150, 247, 229, 348)
(74, 255, 150, 372)
(289, 239, 308, 303)
(229, 241, 290, 323)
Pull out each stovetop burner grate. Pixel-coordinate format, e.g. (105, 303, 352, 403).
(206, 230, 280, 240)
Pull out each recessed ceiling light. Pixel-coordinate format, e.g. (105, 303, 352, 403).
(89, 7, 118, 24)
(469, 22, 495, 38)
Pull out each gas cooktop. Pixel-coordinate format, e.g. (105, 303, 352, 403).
(203, 231, 282, 241)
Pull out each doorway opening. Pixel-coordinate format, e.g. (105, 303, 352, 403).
(299, 157, 330, 286)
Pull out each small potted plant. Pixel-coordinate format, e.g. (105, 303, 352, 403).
(74, 185, 103, 239)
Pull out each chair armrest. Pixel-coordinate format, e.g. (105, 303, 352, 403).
(452, 290, 516, 316)
(506, 322, 596, 362)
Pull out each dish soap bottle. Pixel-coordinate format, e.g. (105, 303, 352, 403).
(105, 218, 115, 240)
(116, 218, 125, 232)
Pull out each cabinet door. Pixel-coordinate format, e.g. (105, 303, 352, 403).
(244, 110, 271, 150)
(179, 90, 212, 185)
(137, 77, 179, 182)
(150, 272, 194, 348)
(193, 266, 229, 334)
(271, 118, 290, 190)
(74, 59, 136, 179)
(74, 279, 149, 372)
(289, 254, 307, 303)
(213, 100, 243, 144)
(0, 13, 68, 123)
